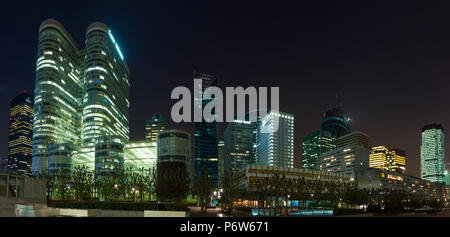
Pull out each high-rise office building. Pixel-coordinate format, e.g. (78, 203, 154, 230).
(321, 105, 350, 138)
(301, 130, 335, 170)
(33, 19, 84, 174)
(256, 111, 294, 168)
(145, 113, 168, 142)
(336, 131, 369, 150)
(32, 19, 130, 174)
(218, 140, 224, 185)
(81, 22, 130, 147)
(421, 124, 445, 183)
(224, 120, 254, 173)
(8, 92, 34, 175)
(193, 72, 219, 187)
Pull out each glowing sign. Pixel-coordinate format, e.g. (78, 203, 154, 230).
(108, 29, 124, 60)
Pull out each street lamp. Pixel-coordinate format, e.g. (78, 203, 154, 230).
(132, 187, 136, 202)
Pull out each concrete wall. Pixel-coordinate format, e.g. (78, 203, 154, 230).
(13, 205, 187, 217)
(144, 210, 186, 217)
(0, 172, 46, 201)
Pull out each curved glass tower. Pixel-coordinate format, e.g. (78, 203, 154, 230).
(33, 19, 84, 174)
(32, 19, 130, 175)
(82, 22, 130, 147)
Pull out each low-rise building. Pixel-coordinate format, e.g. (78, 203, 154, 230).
(356, 168, 446, 201)
(317, 144, 369, 180)
(239, 164, 353, 192)
(124, 141, 157, 173)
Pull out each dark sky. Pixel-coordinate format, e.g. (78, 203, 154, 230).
(1, 0, 450, 177)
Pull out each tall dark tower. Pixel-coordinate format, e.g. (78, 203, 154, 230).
(321, 94, 350, 138)
(145, 113, 168, 142)
(193, 71, 219, 188)
(8, 92, 34, 175)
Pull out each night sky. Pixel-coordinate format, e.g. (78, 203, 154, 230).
(1, 0, 450, 177)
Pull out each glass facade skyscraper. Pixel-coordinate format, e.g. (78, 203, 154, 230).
(145, 113, 168, 142)
(33, 19, 84, 174)
(256, 111, 294, 168)
(32, 19, 130, 174)
(421, 124, 445, 183)
(301, 130, 335, 170)
(193, 72, 219, 188)
(218, 140, 224, 185)
(8, 92, 34, 175)
(224, 120, 254, 173)
(82, 22, 130, 147)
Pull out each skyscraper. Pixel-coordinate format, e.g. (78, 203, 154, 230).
(256, 111, 294, 168)
(81, 22, 130, 147)
(145, 113, 168, 142)
(7, 92, 34, 175)
(321, 104, 350, 138)
(224, 120, 254, 173)
(218, 140, 224, 185)
(33, 19, 84, 174)
(193, 72, 219, 188)
(421, 124, 445, 183)
(32, 19, 130, 174)
(301, 130, 335, 170)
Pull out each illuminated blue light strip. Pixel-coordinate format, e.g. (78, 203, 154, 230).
(108, 30, 116, 44)
(115, 43, 124, 60)
(108, 29, 124, 60)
